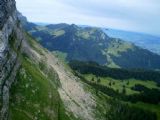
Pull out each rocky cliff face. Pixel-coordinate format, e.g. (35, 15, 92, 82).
(0, 0, 25, 119)
(0, 0, 16, 28)
(0, 1, 99, 120)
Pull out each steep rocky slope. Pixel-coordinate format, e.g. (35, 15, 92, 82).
(0, 0, 23, 119)
(0, 1, 103, 120)
(12, 33, 100, 120)
(46, 51, 96, 120)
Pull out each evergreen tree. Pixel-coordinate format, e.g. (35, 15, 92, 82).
(91, 77, 94, 82)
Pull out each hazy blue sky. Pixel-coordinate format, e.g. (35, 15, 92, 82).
(16, 0, 160, 35)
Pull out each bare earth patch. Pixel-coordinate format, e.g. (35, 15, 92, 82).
(46, 53, 96, 120)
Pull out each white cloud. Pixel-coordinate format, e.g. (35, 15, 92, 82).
(15, 0, 160, 36)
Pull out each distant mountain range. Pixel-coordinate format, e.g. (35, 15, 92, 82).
(18, 13, 160, 69)
(104, 28, 160, 55)
(31, 24, 160, 55)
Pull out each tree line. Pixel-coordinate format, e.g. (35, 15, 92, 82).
(69, 60, 160, 84)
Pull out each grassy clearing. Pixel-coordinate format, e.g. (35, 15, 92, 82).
(81, 74, 160, 120)
(84, 74, 159, 95)
(107, 39, 134, 57)
(132, 102, 160, 120)
(76, 27, 99, 40)
(52, 30, 65, 37)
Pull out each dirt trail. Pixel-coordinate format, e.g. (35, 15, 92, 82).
(46, 52, 96, 120)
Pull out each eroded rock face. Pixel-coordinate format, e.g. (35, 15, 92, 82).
(0, 0, 24, 119)
(0, 0, 16, 28)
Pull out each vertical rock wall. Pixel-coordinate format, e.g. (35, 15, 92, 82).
(0, 0, 24, 119)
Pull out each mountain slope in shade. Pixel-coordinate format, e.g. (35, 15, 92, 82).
(19, 18, 160, 69)
(104, 28, 160, 55)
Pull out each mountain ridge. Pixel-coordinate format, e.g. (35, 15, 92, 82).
(18, 17, 160, 69)
(104, 28, 160, 55)
(21, 17, 160, 55)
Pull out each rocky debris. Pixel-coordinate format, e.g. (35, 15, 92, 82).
(22, 35, 97, 120)
(46, 53, 97, 120)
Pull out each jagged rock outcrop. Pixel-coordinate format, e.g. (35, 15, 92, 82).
(0, 0, 25, 119)
(0, 0, 16, 28)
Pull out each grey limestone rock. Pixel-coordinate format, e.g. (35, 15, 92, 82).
(0, 0, 16, 28)
(0, 0, 24, 119)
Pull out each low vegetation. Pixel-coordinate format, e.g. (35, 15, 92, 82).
(69, 60, 160, 119)
(8, 32, 72, 120)
(9, 55, 70, 120)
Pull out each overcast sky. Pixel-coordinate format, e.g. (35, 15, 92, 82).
(16, 0, 160, 36)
